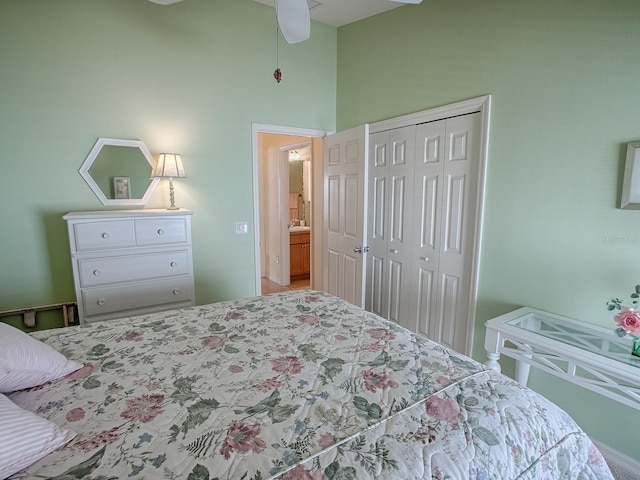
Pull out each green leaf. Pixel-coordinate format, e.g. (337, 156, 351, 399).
(473, 426, 500, 446)
(171, 376, 200, 406)
(324, 461, 340, 480)
(268, 404, 300, 423)
(352, 396, 369, 411)
(187, 464, 210, 480)
(332, 467, 357, 480)
(464, 397, 479, 407)
(245, 389, 280, 416)
(184, 398, 220, 429)
(368, 351, 390, 367)
(298, 344, 323, 362)
(366, 403, 383, 420)
(82, 376, 101, 390)
(209, 322, 226, 332)
(224, 344, 240, 354)
(321, 358, 345, 380)
(387, 359, 409, 371)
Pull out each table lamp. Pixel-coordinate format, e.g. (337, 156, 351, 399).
(153, 153, 186, 210)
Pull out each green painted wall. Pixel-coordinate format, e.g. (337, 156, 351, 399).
(336, 0, 640, 459)
(0, 0, 336, 330)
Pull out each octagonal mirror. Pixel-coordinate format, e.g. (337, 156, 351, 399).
(79, 138, 160, 206)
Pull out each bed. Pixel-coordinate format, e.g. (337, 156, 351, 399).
(2, 290, 613, 479)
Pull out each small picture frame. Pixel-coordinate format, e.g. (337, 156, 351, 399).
(113, 176, 131, 200)
(621, 142, 640, 209)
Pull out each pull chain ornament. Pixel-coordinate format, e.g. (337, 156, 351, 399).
(273, 68, 282, 83)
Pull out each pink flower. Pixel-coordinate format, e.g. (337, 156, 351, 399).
(297, 315, 317, 324)
(367, 327, 396, 341)
(281, 465, 323, 480)
(220, 420, 266, 459)
(426, 396, 461, 423)
(66, 407, 85, 422)
(435, 376, 452, 388)
(271, 356, 304, 375)
(116, 330, 144, 342)
(201, 335, 227, 348)
(65, 363, 94, 381)
(120, 394, 165, 423)
(317, 433, 335, 448)
(174, 335, 187, 342)
(362, 370, 398, 392)
(228, 365, 244, 373)
(334, 335, 348, 341)
(614, 307, 640, 336)
(254, 377, 283, 391)
(74, 428, 119, 452)
(225, 311, 246, 320)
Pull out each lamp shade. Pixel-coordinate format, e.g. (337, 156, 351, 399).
(154, 154, 186, 178)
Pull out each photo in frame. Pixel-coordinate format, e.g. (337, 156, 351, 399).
(113, 176, 131, 200)
(620, 142, 640, 209)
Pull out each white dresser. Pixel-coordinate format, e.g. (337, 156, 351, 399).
(63, 209, 195, 323)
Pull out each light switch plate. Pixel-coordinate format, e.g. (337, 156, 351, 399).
(235, 222, 248, 235)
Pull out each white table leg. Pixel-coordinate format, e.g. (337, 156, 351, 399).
(484, 328, 503, 373)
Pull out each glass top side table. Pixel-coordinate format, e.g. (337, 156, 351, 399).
(484, 307, 640, 411)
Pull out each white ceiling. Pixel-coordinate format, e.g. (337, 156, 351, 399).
(252, 0, 407, 28)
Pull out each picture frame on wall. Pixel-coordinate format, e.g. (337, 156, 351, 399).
(113, 176, 131, 200)
(620, 142, 640, 209)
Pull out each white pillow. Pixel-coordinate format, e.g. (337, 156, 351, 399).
(0, 393, 76, 478)
(0, 322, 83, 393)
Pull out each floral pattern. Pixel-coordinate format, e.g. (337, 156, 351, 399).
(8, 290, 613, 479)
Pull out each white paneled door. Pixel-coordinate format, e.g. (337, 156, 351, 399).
(323, 125, 368, 307)
(366, 126, 416, 326)
(408, 113, 481, 352)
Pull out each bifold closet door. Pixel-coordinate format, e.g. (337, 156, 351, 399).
(366, 126, 415, 327)
(409, 112, 481, 352)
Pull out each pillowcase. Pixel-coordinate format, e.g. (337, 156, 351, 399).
(0, 322, 83, 393)
(0, 393, 76, 478)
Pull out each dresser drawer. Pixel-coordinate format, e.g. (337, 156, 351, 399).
(82, 277, 194, 318)
(77, 249, 191, 288)
(73, 220, 136, 251)
(135, 218, 188, 245)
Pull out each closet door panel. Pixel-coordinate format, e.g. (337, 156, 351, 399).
(366, 132, 390, 316)
(409, 121, 445, 334)
(437, 113, 482, 352)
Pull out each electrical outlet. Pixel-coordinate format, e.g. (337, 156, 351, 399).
(235, 222, 248, 235)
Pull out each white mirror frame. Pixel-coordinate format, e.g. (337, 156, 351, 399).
(620, 141, 640, 209)
(79, 138, 160, 206)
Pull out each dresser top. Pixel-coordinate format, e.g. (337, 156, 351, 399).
(64, 209, 193, 220)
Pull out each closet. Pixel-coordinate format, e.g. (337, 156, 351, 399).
(365, 112, 481, 354)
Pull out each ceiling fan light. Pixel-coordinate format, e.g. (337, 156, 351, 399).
(388, 0, 423, 3)
(276, 0, 311, 44)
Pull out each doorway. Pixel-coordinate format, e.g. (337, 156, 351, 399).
(251, 124, 327, 295)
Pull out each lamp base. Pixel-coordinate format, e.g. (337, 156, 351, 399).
(166, 206, 180, 210)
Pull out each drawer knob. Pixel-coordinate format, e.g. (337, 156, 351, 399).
(170, 261, 178, 268)
(101, 232, 110, 239)
(97, 299, 106, 306)
(172, 289, 181, 295)
(157, 229, 165, 235)
(93, 269, 102, 276)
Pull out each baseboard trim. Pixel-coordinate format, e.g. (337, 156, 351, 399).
(594, 440, 640, 478)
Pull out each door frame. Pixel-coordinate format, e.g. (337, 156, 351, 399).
(368, 95, 491, 355)
(279, 140, 312, 286)
(251, 123, 328, 295)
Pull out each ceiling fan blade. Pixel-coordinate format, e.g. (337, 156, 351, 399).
(148, 0, 184, 4)
(388, 0, 423, 3)
(276, 0, 310, 44)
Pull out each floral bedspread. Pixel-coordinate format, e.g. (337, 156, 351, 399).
(8, 290, 613, 479)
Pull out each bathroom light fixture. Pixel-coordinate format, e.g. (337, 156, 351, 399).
(153, 153, 186, 210)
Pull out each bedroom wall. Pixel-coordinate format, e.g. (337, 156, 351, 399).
(0, 0, 336, 328)
(335, 0, 640, 460)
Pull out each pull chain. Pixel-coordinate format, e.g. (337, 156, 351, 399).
(273, 18, 282, 83)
